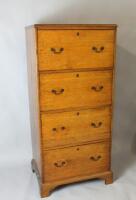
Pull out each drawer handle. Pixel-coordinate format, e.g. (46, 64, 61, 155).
(51, 88, 64, 95)
(61, 126, 66, 130)
(54, 160, 67, 168)
(52, 128, 57, 132)
(92, 46, 104, 53)
(91, 85, 103, 92)
(52, 127, 66, 132)
(51, 47, 64, 54)
(91, 122, 102, 128)
(90, 155, 101, 161)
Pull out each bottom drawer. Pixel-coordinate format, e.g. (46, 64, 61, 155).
(43, 142, 110, 182)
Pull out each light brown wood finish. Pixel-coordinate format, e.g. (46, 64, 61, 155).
(43, 142, 110, 182)
(26, 24, 117, 197)
(41, 107, 111, 148)
(38, 30, 114, 71)
(39, 70, 112, 111)
(25, 27, 43, 177)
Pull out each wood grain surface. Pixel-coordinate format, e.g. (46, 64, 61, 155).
(41, 107, 111, 148)
(43, 142, 110, 182)
(39, 70, 113, 111)
(26, 24, 117, 197)
(38, 30, 114, 70)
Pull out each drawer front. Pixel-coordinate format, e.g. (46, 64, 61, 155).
(43, 142, 110, 182)
(37, 30, 115, 71)
(39, 71, 112, 111)
(41, 107, 111, 148)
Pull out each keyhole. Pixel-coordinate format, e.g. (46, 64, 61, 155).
(76, 32, 80, 36)
(76, 148, 80, 151)
(76, 74, 79, 77)
(76, 112, 80, 116)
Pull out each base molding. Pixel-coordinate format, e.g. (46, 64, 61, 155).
(31, 159, 113, 197)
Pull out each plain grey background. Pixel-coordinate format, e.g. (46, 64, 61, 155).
(0, 0, 136, 199)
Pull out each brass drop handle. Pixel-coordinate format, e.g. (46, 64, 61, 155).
(54, 160, 67, 168)
(90, 155, 101, 161)
(51, 47, 64, 54)
(51, 88, 64, 95)
(91, 85, 103, 92)
(92, 46, 104, 53)
(91, 122, 102, 128)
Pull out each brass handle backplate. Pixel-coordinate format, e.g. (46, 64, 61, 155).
(92, 46, 104, 53)
(91, 85, 103, 92)
(51, 47, 64, 54)
(91, 122, 102, 128)
(54, 160, 67, 167)
(90, 155, 101, 161)
(52, 126, 66, 132)
(51, 88, 64, 95)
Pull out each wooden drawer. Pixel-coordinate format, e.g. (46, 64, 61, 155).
(37, 30, 115, 71)
(43, 142, 110, 182)
(41, 107, 111, 148)
(39, 71, 112, 111)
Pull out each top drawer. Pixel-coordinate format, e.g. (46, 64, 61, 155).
(37, 30, 115, 71)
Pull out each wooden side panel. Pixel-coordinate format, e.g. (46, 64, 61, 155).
(108, 28, 117, 170)
(25, 27, 42, 177)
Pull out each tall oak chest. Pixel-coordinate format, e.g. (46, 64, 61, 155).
(26, 24, 117, 197)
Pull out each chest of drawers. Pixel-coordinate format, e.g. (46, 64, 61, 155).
(26, 24, 117, 197)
